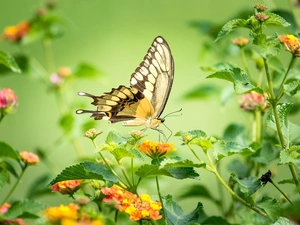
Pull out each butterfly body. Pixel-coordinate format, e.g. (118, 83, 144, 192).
(76, 36, 174, 130)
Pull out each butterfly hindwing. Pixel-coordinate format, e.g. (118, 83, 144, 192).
(76, 36, 174, 129)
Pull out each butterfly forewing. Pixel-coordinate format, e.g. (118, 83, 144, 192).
(130, 36, 174, 118)
(76, 36, 174, 129)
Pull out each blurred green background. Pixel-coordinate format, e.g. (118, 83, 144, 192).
(0, 0, 296, 217)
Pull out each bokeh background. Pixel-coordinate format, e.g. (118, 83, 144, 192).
(0, 0, 298, 218)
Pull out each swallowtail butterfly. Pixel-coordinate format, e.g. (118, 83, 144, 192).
(76, 36, 174, 130)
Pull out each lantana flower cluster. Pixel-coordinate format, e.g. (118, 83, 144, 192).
(101, 185, 162, 221)
(51, 180, 83, 195)
(138, 140, 176, 159)
(239, 91, 269, 112)
(19, 151, 40, 165)
(3, 21, 30, 42)
(0, 88, 18, 116)
(50, 66, 71, 86)
(43, 203, 104, 225)
(279, 34, 300, 57)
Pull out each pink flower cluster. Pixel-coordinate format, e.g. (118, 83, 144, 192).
(239, 91, 269, 112)
(0, 88, 18, 109)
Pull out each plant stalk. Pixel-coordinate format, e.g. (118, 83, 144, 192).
(155, 176, 168, 225)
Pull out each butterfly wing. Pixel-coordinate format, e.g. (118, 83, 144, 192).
(76, 36, 174, 128)
(130, 36, 174, 119)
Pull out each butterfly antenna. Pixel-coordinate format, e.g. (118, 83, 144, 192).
(163, 108, 183, 119)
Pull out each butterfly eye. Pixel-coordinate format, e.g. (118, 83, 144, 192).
(160, 118, 165, 123)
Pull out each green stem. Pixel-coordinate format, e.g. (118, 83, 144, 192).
(187, 144, 205, 164)
(118, 162, 133, 187)
(155, 176, 168, 225)
(270, 179, 294, 205)
(276, 55, 296, 101)
(241, 47, 251, 78)
(0, 113, 4, 124)
(254, 110, 262, 143)
(91, 139, 127, 187)
(205, 152, 268, 218)
(1, 165, 27, 205)
(263, 57, 300, 194)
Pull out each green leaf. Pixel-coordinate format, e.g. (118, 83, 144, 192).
(49, 161, 119, 185)
(59, 113, 74, 133)
(0, 199, 46, 220)
(26, 174, 52, 198)
(0, 54, 29, 75)
(272, 217, 299, 225)
(0, 50, 21, 73)
(283, 79, 300, 96)
(207, 67, 261, 94)
(0, 168, 9, 189)
(230, 172, 262, 196)
(215, 19, 248, 42)
(111, 147, 134, 162)
(0, 161, 18, 178)
(265, 12, 291, 27)
(250, 141, 280, 164)
(278, 178, 300, 185)
(163, 195, 207, 225)
(0, 142, 20, 161)
(223, 123, 247, 144)
(136, 164, 169, 178)
(267, 103, 300, 146)
(256, 197, 281, 221)
(213, 140, 254, 160)
(278, 150, 300, 168)
(73, 62, 101, 78)
(183, 84, 220, 99)
(106, 130, 127, 145)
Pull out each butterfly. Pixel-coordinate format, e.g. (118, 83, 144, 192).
(76, 36, 174, 130)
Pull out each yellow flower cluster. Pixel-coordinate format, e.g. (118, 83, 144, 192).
(43, 203, 104, 225)
(102, 185, 162, 221)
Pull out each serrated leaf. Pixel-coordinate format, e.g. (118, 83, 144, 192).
(256, 197, 281, 221)
(272, 217, 299, 225)
(215, 19, 248, 42)
(283, 79, 300, 96)
(26, 174, 52, 198)
(0, 50, 21, 73)
(260, 38, 282, 58)
(0, 142, 20, 161)
(163, 195, 207, 225)
(111, 147, 134, 162)
(278, 150, 300, 168)
(207, 67, 260, 94)
(0, 199, 46, 220)
(49, 161, 119, 185)
(230, 172, 262, 196)
(73, 62, 101, 78)
(265, 12, 290, 27)
(135, 164, 169, 178)
(213, 140, 253, 160)
(267, 103, 300, 146)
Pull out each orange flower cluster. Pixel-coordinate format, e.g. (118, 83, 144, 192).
(43, 203, 103, 225)
(279, 34, 300, 57)
(138, 140, 176, 159)
(19, 151, 40, 165)
(51, 180, 83, 195)
(3, 21, 30, 42)
(0, 203, 24, 225)
(101, 185, 162, 221)
(239, 91, 269, 112)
